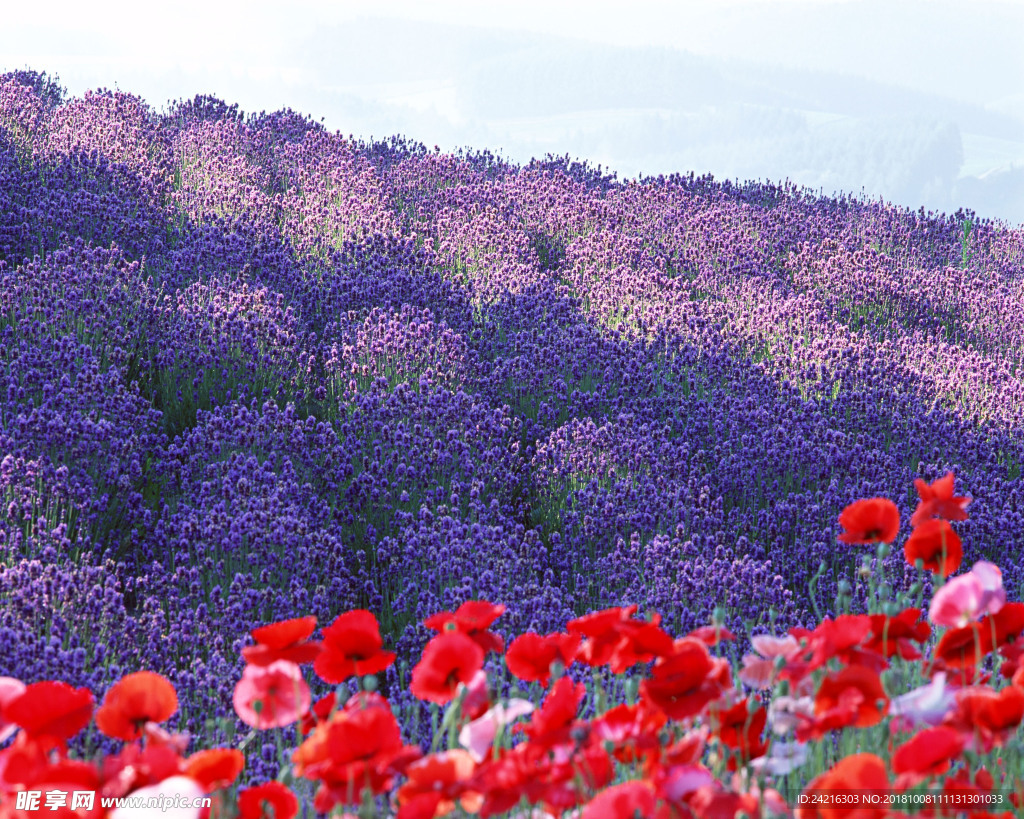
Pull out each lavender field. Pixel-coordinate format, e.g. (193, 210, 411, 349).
(2, 70, 1024, 790)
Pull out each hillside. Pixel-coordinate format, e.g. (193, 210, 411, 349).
(2, 71, 1024, 797)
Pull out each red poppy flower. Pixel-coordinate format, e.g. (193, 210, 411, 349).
(796, 754, 890, 819)
(300, 691, 338, 735)
(837, 497, 900, 544)
(904, 519, 962, 576)
(568, 605, 675, 672)
(796, 705, 864, 742)
(688, 786, 762, 819)
(410, 632, 485, 704)
(686, 625, 737, 647)
(934, 622, 994, 668)
(581, 781, 674, 819)
(911, 472, 971, 527)
(243, 616, 322, 666)
(993, 602, 1024, 646)
(567, 605, 639, 667)
(945, 685, 1024, 753)
(709, 698, 768, 764)
(589, 702, 667, 765)
(639, 638, 731, 721)
(238, 781, 300, 819)
(293, 705, 421, 810)
(396, 749, 481, 817)
(892, 726, 965, 784)
(941, 666, 992, 687)
(424, 600, 506, 654)
(540, 743, 617, 814)
(504, 632, 580, 685)
(814, 666, 888, 728)
(865, 608, 931, 660)
(650, 731, 706, 773)
(99, 740, 185, 797)
(298, 689, 389, 737)
(4, 681, 94, 745)
(95, 671, 178, 741)
(0, 754, 101, 819)
(518, 677, 586, 746)
(314, 610, 395, 683)
(998, 635, 1024, 680)
(942, 766, 997, 806)
(185, 748, 245, 791)
(798, 614, 880, 671)
(468, 745, 542, 817)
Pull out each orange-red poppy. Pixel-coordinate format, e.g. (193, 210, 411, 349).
(314, 610, 395, 683)
(409, 632, 485, 705)
(797, 754, 890, 819)
(244, 616, 322, 666)
(424, 600, 507, 654)
(3, 681, 93, 746)
(237, 781, 300, 819)
(904, 519, 962, 576)
(837, 497, 900, 544)
(185, 748, 245, 791)
(892, 726, 965, 782)
(639, 638, 732, 721)
(504, 632, 580, 685)
(95, 671, 178, 741)
(911, 472, 971, 527)
(814, 666, 888, 728)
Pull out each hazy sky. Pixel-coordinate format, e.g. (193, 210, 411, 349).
(3, 0, 1023, 223)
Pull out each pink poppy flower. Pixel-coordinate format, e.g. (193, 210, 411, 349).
(233, 660, 311, 729)
(458, 699, 535, 762)
(738, 634, 800, 689)
(657, 764, 716, 802)
(458, 669, 491, 721)
(889, 673, 957, 730)
(929, 561, 1005, 628)
(767, 695, 814, 736)
(0, 677, 27, 743)
(750, 740, 809, 776)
